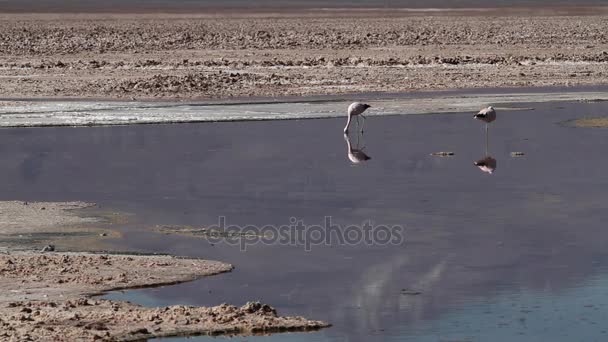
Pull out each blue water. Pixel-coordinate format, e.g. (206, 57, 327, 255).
(4, 98, 608, 341)
(117, 273, 608, 342)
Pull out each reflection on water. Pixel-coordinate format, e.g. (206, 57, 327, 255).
(344, 132, 371, 164)
(117, 272, 608, 342)
(3, 100, 608, 341)
(474, 132, 497, 174)
(474, 156, 497, 174)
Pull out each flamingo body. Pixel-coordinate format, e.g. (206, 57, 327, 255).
(474, 106, 496, 123)
(344, 102, 371, 133)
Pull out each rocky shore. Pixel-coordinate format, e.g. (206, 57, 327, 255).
(0, 202, 329, 341)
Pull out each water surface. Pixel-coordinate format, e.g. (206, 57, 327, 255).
(2, 100, 608, 341)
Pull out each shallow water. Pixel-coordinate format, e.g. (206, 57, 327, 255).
(2, 99, 608, 341)
(2, 88, 608, 127)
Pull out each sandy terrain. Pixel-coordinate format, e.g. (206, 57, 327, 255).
(0, 201, 98, 235)
(568, 116, 608, 127)
(0, 252, 328, 341)
(0, 201, 120, 252)
(1, 13, 608, 100)
(0, 202, 329, 340)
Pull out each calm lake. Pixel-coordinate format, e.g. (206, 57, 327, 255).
(2, 99, 608, 341)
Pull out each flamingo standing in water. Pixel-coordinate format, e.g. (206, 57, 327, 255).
(474, 106, 496, 152)
(344, 102, 371, 133)
(474, 106, 496, 133)
(473, 106, 497, 174)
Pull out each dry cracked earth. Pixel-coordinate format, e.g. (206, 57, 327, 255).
(1, 13, 608, 100)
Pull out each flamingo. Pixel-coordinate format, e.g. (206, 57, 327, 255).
(344, 102, 371, 134)
(474, 105, 496, 134)
(474, 106, 496, 153)
(474, 109, 497, 174)
(474, 106, 496, 125)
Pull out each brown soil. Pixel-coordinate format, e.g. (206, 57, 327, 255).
(1, 14, 608, 100)
(0, 201, 98, 235)
(0, 201, 119, 252)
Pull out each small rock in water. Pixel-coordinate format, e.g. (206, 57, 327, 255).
(99, 233, 108, 237)
(430, 152, 455, 157)
(400, 289, 422, 295)
(510, 152, 525, 157)
(41, 245, 55, 252)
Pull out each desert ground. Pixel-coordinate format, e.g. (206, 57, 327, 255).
(1, 12, 608, 100)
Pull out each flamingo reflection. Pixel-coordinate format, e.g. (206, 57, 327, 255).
(344, 132, 371, 164)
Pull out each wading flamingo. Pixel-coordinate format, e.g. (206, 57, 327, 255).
(344, 102, 371, 134)
(474, 109, 497, 174)
(474, 106, 496, 155)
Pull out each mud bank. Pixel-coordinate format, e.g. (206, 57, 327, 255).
(0, 201, 115, 251)
(568, 116, 608, 128)
(0, 202, 329, 341)
(0, 252, 328, 341)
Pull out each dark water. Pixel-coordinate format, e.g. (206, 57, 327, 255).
(3, 100, 608, 341)
(2, 0, 607, 12)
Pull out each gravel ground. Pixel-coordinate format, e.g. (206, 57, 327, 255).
(1, 13, 608, 100)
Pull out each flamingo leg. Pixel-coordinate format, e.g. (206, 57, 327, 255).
(485, 124, 489, 156)
(360, 115, 366, 133)
(359, 130, 366, 150)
